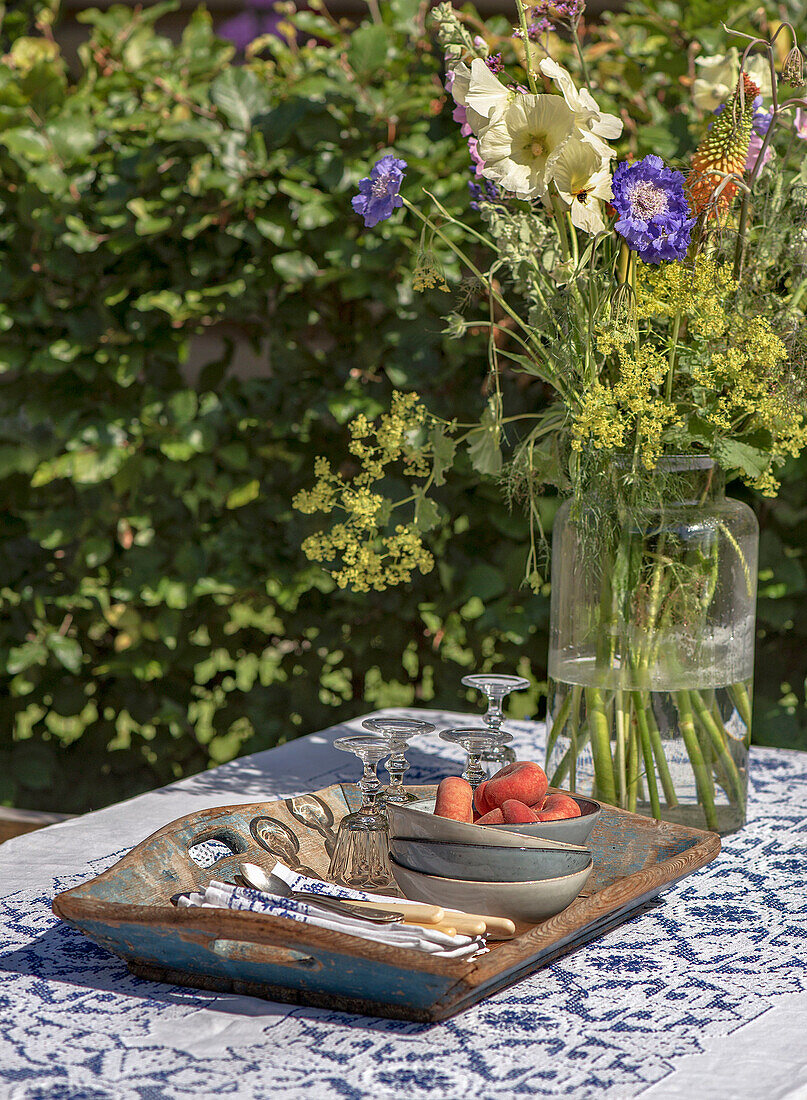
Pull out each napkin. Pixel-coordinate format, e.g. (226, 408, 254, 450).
(176, 862, 487, 959)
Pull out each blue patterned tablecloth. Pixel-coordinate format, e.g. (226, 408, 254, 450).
(1, 710, 806, 1100)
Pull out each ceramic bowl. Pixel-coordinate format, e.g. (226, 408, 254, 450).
(389, 836, 592, 882)
(390, 856, 593, 923)
(387, 794, 600, 849)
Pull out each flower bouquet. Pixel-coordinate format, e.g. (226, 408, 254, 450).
(295, 1, 807, 832)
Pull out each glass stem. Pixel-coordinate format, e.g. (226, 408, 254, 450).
(485, 694, 505, 732)
(464, 751, 486, 790)
(359, 761, 382, 814)
(386, 742, 409, 796)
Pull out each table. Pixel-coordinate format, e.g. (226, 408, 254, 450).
(1, 709, 806, 1100)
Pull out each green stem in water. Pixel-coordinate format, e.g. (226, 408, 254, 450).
(690, 691, 746, 812)
(549, 720, 589, 788)
(626, 711, 640, 813)
(585, 687, 617, 804)
(645, 699, 679, 809)
(632, 692, 662, 819)
(675, 690, 718, 830)
(546, 689, 573, 761)
(729, 681, 753, 735)
(615, 688, 628, 807)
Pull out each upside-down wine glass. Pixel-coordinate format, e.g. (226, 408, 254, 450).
(438, 727, 509, 791)
(462, 673, 530, 774)
(328, 735, 394, 888)
(362, 716, 436, 804)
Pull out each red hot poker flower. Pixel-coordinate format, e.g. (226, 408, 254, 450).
(688, 72, 760, 218)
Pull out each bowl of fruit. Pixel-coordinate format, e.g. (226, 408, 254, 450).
(386, 761, 600, 848)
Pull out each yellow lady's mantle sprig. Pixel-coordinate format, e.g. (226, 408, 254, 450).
(293, 393, 436, 592)
(574, 259, 806, 493)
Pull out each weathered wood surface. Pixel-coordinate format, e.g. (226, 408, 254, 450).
(53, 785, 721, 1021)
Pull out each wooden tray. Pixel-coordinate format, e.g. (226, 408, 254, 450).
(52, 784, 720, 1022)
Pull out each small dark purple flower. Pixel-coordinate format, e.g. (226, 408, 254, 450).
(351, 155, 407, 228)
(469, 175, 501, 210)
(485, 53, 504, 74)
(752, 96, 773, 137)
(611, 155, 695, 264)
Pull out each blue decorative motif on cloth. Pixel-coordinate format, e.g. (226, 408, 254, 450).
(0, 721, 806, 1100)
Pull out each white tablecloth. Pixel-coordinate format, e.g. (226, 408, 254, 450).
(1, 709, 806, 1100)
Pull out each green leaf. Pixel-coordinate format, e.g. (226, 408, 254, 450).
(413, 488, 440, 532)
(211, 68, 269, 130)
(467, 401, 503, 477)
(6, 642, 48, 675)
(430, 424, 457, 487)
(226, 479, 260, 509)
(272, 252, 319, 282)
(1, 127, 50, 162)
(347, 24, 389, 74)
(715, 439, 769, 480)
(47, 634, 84, 673)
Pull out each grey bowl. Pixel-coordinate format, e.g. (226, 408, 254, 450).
(390, 856, 593, 924)
(387, 795, 600, 848)
(389, 836, 592, 882)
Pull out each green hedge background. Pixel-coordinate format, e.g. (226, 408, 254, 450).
(0, 0, 804, 814)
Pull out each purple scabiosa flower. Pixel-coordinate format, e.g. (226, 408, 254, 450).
(752, 97, 773, 137)
(611, 155, 695, 264)
(351, 155, 407, 228)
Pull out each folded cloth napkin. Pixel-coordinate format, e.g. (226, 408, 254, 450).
(176, 862, 486, 959)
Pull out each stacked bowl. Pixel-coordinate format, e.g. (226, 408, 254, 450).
(386, 794, 600, 924)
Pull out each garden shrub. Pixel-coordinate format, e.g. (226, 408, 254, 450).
(0, 0, 802, 813)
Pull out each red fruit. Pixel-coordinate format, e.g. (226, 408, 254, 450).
(486, 761, 548, 810)
(537, 793, 582, 821)
(475, 807, 505, 825)
(474, 781, 493, 816)
(502, 799, 541, 824)
(530, 796, 547, 812)
(433, 776, 474, 823)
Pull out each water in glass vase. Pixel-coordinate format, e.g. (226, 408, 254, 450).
(546, 656, 751, 835)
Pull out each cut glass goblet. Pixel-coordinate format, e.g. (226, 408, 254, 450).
(328, 735, 394, 888)
(362, 716, 436, 804)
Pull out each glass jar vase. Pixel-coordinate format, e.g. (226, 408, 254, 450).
(545, 457, 758, 834)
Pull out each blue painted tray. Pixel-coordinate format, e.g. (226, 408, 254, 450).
(52, 783, 720, 1021)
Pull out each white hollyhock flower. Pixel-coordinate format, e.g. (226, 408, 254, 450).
(449, 58, 510, 133)
(693, 51, 771, 112)
(551, 139, 613, 234)
(745, 54, 773, 101)
(477, 94, 577, 199)
(693, 51, 740, 111)
(538, 58, 622, 159)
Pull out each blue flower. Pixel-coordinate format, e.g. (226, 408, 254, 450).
(751, 96, 773, 136)
(351, 155, 407, 228)
(611, 155, 695, 264)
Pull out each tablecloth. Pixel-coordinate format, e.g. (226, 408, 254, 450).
(1, 709, 806, 1100)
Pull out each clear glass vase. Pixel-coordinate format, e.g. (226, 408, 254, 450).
(545, 457, 758, 835)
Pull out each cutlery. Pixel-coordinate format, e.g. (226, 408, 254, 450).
(238, 862, 403, 923)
